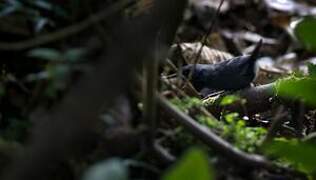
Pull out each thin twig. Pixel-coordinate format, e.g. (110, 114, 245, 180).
(188, 0, 224, 80)
(164, 59, 200, 97)
(153, 141, 176, 164)
(262, 106, 287, 145)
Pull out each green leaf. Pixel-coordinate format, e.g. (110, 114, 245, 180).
(28, 48, 63, 61)
(263, 140, 316, 174)
(220, 95, 240, 106)
(82, 158, 128, 180)
(171, 97, 203, 111)
(276, 77, 316, 106)
(224, 112, 239, 124)
(162, 147, 214, 180)
(197, 115, 222, 129)
(294, 17, 316, 52)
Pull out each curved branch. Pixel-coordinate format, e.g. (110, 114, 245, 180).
(157, 95, 274, 169)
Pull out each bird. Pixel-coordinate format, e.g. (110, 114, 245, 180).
(181, 40, 262, 93)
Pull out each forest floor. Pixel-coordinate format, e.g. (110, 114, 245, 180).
(0, 0, 316, 180)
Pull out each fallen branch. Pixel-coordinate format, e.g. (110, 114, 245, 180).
(205, 83, 275, 116)
(157, 94, 307, 178)
(157, 94, 274, 169)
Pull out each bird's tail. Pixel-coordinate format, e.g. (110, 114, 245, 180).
(249, 39, 263, 61)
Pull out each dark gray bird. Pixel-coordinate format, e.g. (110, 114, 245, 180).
(181, 40, 262, 93)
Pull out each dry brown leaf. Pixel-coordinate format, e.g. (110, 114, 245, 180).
(169, 42, 233, 65)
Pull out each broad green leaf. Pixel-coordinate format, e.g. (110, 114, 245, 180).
(28, 48, 63, 61)
(264, 140, 316, 174)
(82, 158, 128, 180)
(294, 17, 316, 52)
(276, 77, 316, 106)
(162, 147, 214, 180)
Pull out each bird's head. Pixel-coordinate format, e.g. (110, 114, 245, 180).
(181, 64, 194, 77)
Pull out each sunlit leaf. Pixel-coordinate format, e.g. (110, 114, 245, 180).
(171, 97, 203, 111)
(82, 158, 128, 180)
(162, 147, 214, 180)
(224, 113, 239, 124)
(197, 115, 222, 129)
(294, 17, 316, 52)
(220, 95, 240, 106)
